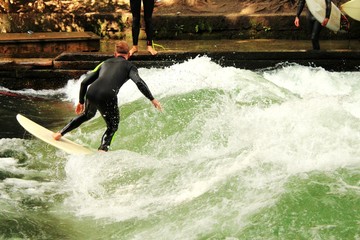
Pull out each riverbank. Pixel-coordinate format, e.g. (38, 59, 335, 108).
(0, 38, 359, 90)
(2, 0, 359, 40)
(1, 56, 360, 240)
(1, 5, 359, 91)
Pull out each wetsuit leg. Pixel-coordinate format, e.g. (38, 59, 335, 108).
(143, 0, 155, 46)
(310, 21, 322, 50)
(97, 99, 119, 151)
(306, 11, 322, 50)
(60, 99, 97, 136)
(130, 0, 141, 46)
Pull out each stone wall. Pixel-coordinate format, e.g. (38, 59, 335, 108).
(1, 50, 359, 90)
(152, 14, 360, 40)
(0, 0, 359, 40)
(0, 0, 128, 38)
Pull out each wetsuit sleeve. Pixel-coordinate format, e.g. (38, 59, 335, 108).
(325, 0, 331, 18)
(129, 67, 155, 101)
(296, 0, 305, 17)
(78, 63, 102, 104)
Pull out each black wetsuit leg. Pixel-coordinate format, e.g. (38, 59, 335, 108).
(130, 0, 141, 46)
(310, 21, 322, 50)
(130, 0, 155, 46)
(143, 0, 155, 46)
(307, 11, 322, 50)
(60, 99, 97, 136)
(97, 98, 119, 151)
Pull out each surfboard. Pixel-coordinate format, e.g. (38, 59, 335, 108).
(306, 0, 350, 32)
(341, 0, 360, 21)
(16, 114, 94, 155)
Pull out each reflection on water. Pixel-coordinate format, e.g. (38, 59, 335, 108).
(0, 89, 75, 138)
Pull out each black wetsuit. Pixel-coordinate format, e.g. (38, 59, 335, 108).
(59, 56, 154, 151)
(130, 0, 155, 46)
(296, 0, 331, 50)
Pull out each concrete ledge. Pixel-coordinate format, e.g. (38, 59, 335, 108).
(152, 14, 360, 40)
(0, 69, 88, 90)
(0, 32, 100, 57)
(1, 48, 359, 90)
(55, 50, 360, 70)
(1, 13, 359, 40)
(0, 58, 53, 68)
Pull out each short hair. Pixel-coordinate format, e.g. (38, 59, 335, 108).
(115, 41, 129, 54)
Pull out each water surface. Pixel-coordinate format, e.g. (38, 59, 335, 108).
(1, 57, 359, 239)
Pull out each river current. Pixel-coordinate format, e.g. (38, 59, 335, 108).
(0, 56, 359, 239)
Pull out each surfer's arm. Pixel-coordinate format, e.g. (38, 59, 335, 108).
(75, 103, 84, 115)
(325, 0, 331, 18)
(78, 67, 100, 104)
(129, 67, 154, 101)
(294, 0, 305, 27)
(129, 67, 162, 111)
(296, 0, 305, 18)
(322, 0, 331, 26)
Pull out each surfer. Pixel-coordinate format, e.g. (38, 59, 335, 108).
(53, 41, 162, 152)
(129, 0, 157, 56)
(294, 0, 331, 50)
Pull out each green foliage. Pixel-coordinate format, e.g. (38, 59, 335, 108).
(0, 0, 127, 36)
(195, 21, 213, 34)
(174, 23, 184, 36)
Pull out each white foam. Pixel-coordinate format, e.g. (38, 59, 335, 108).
(0, 85, 64, 98)
(59, 59, 360, 231)
(62, 56, 258, 105)
(263, 64, 360, 98)
(3, 178, 57, 199)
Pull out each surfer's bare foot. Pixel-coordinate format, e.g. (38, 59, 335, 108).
(129, 46, 138, 56)
(147, 46, 158, 56)
(53, 132, 62, 141)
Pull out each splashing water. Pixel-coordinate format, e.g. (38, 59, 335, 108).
(1, 57, 359, 239)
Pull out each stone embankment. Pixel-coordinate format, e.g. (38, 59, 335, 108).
(0, 12, 359, 90)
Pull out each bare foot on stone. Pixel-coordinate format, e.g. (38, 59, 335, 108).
(147, 45, 158, 56)
(129, 46, 138, 56)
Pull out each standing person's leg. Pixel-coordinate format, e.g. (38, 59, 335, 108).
(143, 0, 157, 55)
(97, 100, 120, 151)
(311, 21, 322, 50)
(130, 0, 141, 56)
(306, 11, 321, 50)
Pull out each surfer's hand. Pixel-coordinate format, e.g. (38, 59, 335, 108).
(75, 103, 84, 115)
(151, 99, 162, 112)
(294, 17, 300, 27)
(322, 18, 329, 26)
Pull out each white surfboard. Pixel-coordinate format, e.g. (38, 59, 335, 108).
(306, 0, 350, 32)
(341, 0, 360, 21)
(16, 114, 94, 155)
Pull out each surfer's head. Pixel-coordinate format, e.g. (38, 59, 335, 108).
(114, 41, 130, 59)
